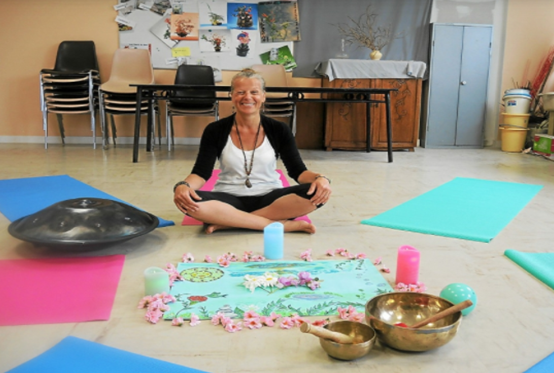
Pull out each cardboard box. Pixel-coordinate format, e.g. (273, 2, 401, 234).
(533, 134, 554, 157)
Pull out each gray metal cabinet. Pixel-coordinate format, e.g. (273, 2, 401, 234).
(421, 23, 492, 148)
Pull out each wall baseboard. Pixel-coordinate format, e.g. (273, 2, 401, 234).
(0, 136, 201, 146)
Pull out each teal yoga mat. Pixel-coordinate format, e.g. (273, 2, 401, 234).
(505, 249, 554, 291)
(0, 175, 173, 227)
(361, 177, 542, 243)
(7, 336, 207, 373)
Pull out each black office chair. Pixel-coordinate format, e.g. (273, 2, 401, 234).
(165, 64, 219, 151)
(39, 41, 100, 149)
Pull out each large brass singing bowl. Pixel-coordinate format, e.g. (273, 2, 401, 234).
(365, 292, 462, 352)
(319, 321, 376, 360)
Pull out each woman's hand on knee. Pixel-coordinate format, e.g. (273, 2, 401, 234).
(174, 185, 202, 214)
(307, 177, 332, 206)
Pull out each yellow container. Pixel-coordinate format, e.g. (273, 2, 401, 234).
(500, 113, 530, 128)
(500, 126, 529, 152)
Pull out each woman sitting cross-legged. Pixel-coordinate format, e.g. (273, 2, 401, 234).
(173, 68, 332, 234)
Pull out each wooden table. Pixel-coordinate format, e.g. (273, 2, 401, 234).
(131, 84, 397, 163)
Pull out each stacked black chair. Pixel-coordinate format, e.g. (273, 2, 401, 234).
(39, 41, 100, 148)
(165, 64, 219, 151)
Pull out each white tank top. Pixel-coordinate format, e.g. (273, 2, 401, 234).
(214, 135, 282, 196)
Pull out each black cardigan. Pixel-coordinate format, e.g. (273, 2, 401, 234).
(191, 114, 308, 183)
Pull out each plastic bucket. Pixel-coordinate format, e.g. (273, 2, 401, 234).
(502, 94, 531, 114)
(500, 126, 529, 152)
(505, 88, 531, 96)
(500, 113, 530, 128)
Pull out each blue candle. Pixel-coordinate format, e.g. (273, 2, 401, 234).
(144, 267, 170, 296)
(264, 222, 284, 259)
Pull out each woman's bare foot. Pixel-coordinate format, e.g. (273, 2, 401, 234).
(204, 224, 232, 234)
(283, 220, 316, 234)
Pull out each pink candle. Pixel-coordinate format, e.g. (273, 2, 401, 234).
(395, 245, 420, 285)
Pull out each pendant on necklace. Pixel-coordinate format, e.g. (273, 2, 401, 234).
(245, 178, 252, 188)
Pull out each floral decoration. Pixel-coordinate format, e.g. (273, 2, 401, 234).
(242, 271, 322, 293)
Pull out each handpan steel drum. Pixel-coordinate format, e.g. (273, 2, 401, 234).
(8, 198, 159, 246)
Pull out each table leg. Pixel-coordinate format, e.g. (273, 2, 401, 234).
(385, 93, 393, 163)
(366, 99, 371, 153)
(146, 93, 153, 152)
(132, 88, 143, 163)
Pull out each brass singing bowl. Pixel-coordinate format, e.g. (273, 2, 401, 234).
(319, 321, 376, 360)
(365, 292, 462, 352)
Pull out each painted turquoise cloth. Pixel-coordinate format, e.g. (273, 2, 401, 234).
(505, 249, 554, 291)
(361, 177, 542, 243)
(164, 259, 393, 320)
(0, 175, 173, 227)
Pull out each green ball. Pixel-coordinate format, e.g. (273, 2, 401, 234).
(439, 283, 477, 316)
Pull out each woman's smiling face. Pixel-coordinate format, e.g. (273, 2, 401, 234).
(231, 77, 266, 116)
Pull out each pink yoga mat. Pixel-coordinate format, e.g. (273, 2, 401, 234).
(182, 170, 311, 225)
(0, 255, 125, 326)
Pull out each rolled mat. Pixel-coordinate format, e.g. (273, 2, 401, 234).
(504, 249, 554, 291)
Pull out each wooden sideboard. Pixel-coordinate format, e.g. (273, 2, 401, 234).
(323, 77, 423, 151)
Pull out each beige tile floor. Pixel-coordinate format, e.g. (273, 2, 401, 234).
(1, 143, 554, 373)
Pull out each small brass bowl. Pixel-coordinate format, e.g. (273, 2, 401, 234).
(365, 292, 462, 352)
(319, 321, 376, 360)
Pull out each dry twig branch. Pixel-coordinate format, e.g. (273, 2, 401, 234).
(335, 5, 397, 51)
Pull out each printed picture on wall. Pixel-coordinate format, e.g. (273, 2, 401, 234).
(231, 29, 257, 58)
(199, 0, 227, 29)
(149, 0, 172, 16)
(258, 1, 300, 43)
(116, 0, 135, 15)
(122, 43, 152, 53)
(200, 29, 232, 53)
(149, 14, 179, 49)
(170, 13, 200, 41)
(259, 45, 297, 71)
(227, 3, 258, 30)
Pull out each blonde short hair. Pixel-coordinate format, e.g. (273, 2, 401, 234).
(230, 68, 266, 93)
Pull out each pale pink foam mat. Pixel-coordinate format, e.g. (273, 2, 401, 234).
(0, 255, 125, 326)
(182, 170, 312, 225)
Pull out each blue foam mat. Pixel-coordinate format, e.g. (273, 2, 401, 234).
(525, 351, 554, 373)
(7, 336, 207, 373)
(0, 175, 173, 227)
(361, 177, 542, 243)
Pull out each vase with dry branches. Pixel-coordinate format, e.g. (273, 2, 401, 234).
(335, 5, 396, 60)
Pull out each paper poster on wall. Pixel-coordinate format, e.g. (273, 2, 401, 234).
(227, 3, 258, 30)
(149, 14, 179, 48)
(258, 1, 300, 43)
(231, 29, 256, 58)
(259, 45, 296, 71)
(199, 0, 228, 29)
(170, 13, 199, 40)
(200, 29, 232, 52)
(117, 0, 294, 70)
